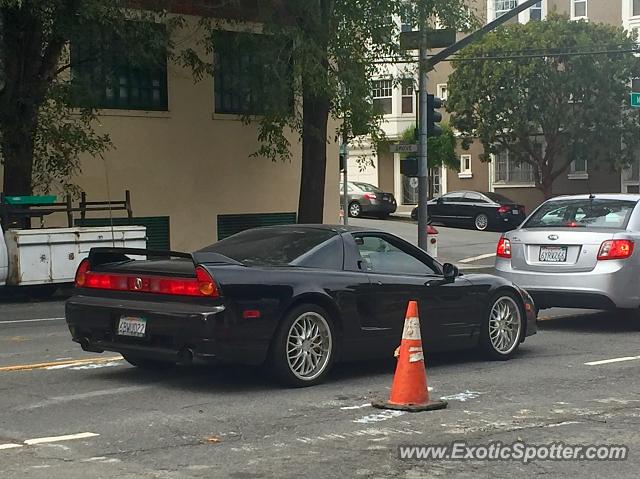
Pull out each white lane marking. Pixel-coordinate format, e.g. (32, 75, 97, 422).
(24, 432, 99, 446)
(0, 443, 23, 450)
(546, 421, 581, 428)
(340, 403, 371, 410)
(297, 427, 422, 445)
(46, 360, 123, 371)
(353, 410, 406, 424)
(17, 385, 148, 411)
(0, 317, 64, 325)
(585, 356, 640, 366)
(439, 390, 485, 402)
(458, 253, 497, 264)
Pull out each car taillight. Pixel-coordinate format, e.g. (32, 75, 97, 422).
(75, 259, 90, 287)
(519, 206, 526, 215)
(75, 261, 219, 297)
(496, 236, 512, 258)
(597, 240, 634, 261)
(364, 192, 377, 200)
(498, 205, 510, 214)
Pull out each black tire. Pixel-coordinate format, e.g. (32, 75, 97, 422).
(348, 201, 362, 218)
(269, 303, 336, 387)
(123, 354, 175, 371)
(479, 292, 524, 360)
(474, 213, 489, 231)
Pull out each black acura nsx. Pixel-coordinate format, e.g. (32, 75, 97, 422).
(66, 225, 536, 386)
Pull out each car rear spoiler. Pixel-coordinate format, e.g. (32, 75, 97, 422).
(88, 247, 243, 268)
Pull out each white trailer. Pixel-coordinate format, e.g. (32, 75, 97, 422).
(0, 225, 146, 288)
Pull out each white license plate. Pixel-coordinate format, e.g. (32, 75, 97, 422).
(512, 209, 519, 215)
(539, 246, 568, 263)
(117, 316, 147, 337)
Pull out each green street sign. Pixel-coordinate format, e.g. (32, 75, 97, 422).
(631, 92, 640, 108)
(399, 29, 457, 51)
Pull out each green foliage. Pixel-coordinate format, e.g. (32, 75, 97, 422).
(399, 123, 459, 170)
(0, 0, 177, 195)
(447, 13, 640, 196)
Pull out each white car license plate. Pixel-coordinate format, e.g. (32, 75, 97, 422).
(512, 209, 519, 215)
(539, 246, 567, 263)
(117, 316, 147, 337)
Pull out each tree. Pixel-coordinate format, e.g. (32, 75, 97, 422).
(447, 13, 640, 198)
(182, 1, 474, 222)
(0, 0, 172, 196)
(399, 122, 458, 197)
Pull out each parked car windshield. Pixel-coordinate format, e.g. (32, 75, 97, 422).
(484, 192, 514, 204)
(353, 182, 382, 193)
(523, 199, 637, 229)
(201, 228, 337, 266)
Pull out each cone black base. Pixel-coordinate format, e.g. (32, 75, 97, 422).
(371, 399, 448, 412)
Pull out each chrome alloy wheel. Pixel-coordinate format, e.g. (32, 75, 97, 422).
(286, 312, 332, 381)
(475, 213, 489, 231)
(488, 296, 522, 355)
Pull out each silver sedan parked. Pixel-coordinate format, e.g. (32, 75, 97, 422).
(495, 194, 640, 312)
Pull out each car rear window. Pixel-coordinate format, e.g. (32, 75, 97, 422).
(201, 228, 338, 266)
(484, 192, 514, 204)
(354, 182, 382, 193)
(523, 199, 637, 229)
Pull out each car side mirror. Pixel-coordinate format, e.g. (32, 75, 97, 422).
(443, 263, 459, 282)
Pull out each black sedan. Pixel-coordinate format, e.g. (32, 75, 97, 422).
(66, 225, 536, 387)
(411, 191, 526, 231)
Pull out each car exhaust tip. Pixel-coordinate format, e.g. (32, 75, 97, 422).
(79, 337, 104, 353)
(178, 348, 194, 365)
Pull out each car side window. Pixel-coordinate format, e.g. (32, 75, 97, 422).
(465, 192, 488, 203)
(354, 235, 437, 276)
(442, 192, 464, 203)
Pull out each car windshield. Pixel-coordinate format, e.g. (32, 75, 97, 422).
(523, 199, 637, 229)
(484, 192, 514, 204)
(353, 182, 382, 193)
(201, 228, 337, 266)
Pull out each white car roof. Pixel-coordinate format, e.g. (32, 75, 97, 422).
(545, 194, 640, 202)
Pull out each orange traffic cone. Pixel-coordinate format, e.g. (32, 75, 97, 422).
(372, 301, 447, 412)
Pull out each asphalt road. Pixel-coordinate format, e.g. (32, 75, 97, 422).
(1, 222, 638, 478)
(1, 298, 639, 478)
(349, 217, 501, 269)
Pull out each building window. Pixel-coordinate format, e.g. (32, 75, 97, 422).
(401, 12, 413, 32)
(401, 79, 414, 114)
(633, 78, 640, 92)
(437, 83, 448, 101)
(459, 154, 472, 179)
(71, 24, 168, 111)
(530, 2, 543, 21)
(372, 79, 393, 115)
(214, 31, 293, 115)
(569, 158, 588, 179)
(494, 150, 536, 184)
(572, 0, 587, 19)
(495, 0, 517, 18)
(634, 0, 640, 17)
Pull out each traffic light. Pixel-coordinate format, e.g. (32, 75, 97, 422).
(427, 94, 443, 138)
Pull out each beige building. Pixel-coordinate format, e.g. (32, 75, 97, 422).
(1, 2, 340, 252)
(355, 0, 639, 214)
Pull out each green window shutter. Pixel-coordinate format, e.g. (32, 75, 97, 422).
(217, 212, 297, 240)
(75, 216, 170, 250)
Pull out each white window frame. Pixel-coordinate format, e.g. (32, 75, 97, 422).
(529, 2, 543, 22)
(493, 150, 536, 187)
(401, 78, 414, 115)
(571, 0, 588, 20)
(568, 158, 589, 180)
(494, 0, 517, 19)
(436, 83, 448, 102)
(372, 79, 393, 116)
(458, 154, 473, 179)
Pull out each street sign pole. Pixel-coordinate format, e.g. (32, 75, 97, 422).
(417, 14, 429, 251)
(341, 130, 349, 226)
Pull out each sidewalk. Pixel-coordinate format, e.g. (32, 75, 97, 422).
(390, 205, 414, 221)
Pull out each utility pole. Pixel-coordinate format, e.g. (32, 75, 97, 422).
(341, 129, 349, 226)
(417, 12, 429, 251)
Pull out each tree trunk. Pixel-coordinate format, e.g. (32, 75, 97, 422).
(1, 107, 38, 196)
(298, 86, 330, 223)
